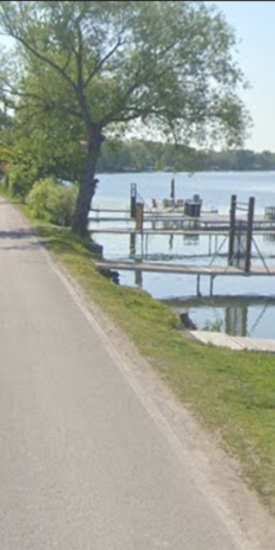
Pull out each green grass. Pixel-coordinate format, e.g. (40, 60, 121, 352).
(7, 198, 275, 515)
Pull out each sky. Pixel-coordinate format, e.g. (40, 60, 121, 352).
(212, 1, 275, 152)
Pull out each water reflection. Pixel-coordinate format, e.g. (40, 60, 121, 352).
(162, 296, 273, 338)
(263, 234, 275, 244)
(124, 230, 275, 264)
(183, 234, 200, 246)
(225, 304, 248, 336)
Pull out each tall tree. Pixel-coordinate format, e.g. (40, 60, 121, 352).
(0, 1, 249, 235)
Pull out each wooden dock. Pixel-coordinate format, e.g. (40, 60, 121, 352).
(89, 212, 275, 236)
(191, 331, 275, 353)
(90, 227, 231, 235)
(94, 259, 275, 296)
(92, 195, 275, 296)
(94, 260, 275, 276)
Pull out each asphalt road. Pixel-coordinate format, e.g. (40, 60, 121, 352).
(0, 198, 250, 549)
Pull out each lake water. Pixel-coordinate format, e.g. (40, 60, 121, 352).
(91, 171, 275, 339)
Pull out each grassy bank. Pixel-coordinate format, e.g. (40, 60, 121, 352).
(11, 202, 275, 515)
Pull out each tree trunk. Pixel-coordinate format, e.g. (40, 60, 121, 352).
(72, 128, 104, 236)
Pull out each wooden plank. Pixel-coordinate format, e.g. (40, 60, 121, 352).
(191, 332, 275, 352)
(89, 228, 230, 235)
(89, 226, 275, 236)
(94, 259, 275, 276)
(236, 337, 275, 352)
(89, 211, 272, 222)
(191, 331, 243, 350)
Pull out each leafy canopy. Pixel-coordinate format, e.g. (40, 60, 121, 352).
(0, 1, 249, 148)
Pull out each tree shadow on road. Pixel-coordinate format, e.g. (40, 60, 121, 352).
(0, 228, 41, 251)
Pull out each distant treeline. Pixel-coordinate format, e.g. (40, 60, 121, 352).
(97, 139, 275, 173)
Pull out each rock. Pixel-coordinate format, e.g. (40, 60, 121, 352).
(179, 312, 197, 330)
(98, 268, 120, 285)
(88, 241, 103, 257)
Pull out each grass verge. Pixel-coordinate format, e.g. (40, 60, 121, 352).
(9, 200, 275, 515)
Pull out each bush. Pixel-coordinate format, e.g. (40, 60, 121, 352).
(27, 177, 78, 226)
(6, 164, 37, 199)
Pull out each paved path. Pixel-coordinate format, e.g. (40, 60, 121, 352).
(0, 199, 262, 549)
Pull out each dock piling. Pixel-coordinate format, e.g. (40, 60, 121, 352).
(135, 202, 144, 232)
(130, 233, 136, 258)
(170, 178, 175, 205)
(135, 269, 143, 288)
(245, 196, 255, 273)
(210, 275, 215, 297)
(130, 183, 137, 219)
(208, 235, 212, 255)
(196, 274, 201, 297)
(228, 194, 237, 265)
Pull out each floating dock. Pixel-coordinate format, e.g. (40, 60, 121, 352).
(94, 260, 275, 276)
(191, 331, 275, 353)
(94, 260, 275, 296)
(89, 212, 275, 236)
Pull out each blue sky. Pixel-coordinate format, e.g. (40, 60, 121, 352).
(212, 1, 275, 152)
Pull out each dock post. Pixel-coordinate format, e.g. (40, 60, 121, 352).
(135, 269, 143, 288)
(130, 183, 137, 219)
(141, 233, 145, 258)
(135, 202, 144, 232)
(130, 233, 136, 258)
(196, 274, 201, 296)
(169, 234, 174, 250)
(208, 235, 212, 255)
(210, 275, 215, 297)
(170, 178, 175, 205)
(135, 202, 144, 258)
(245, 196, 255, 273)
(145, 234, 149, 256)
(228, 194, 237, 265)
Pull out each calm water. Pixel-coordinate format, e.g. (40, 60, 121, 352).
(91, 172, 275, 339)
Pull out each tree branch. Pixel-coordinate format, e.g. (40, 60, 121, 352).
(83, 33, 123, 89)
(1, 80, 82, 119)
(1, 84, 47, 105)
(15, 105, 52, 129)
(14, 98, 82, 120)
(110, 105, 165, 123)
(72, 24, 92, 129)
(100, 58, 173, 127)
(0, 10, 77, 94)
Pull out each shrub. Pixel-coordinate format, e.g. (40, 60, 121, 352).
(46, 184, 78, 226)
(27, 177, 78, 226)
(27, 177, 55, 221)
(6, 164, 37, 199)
(1, 172, 10, 191)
